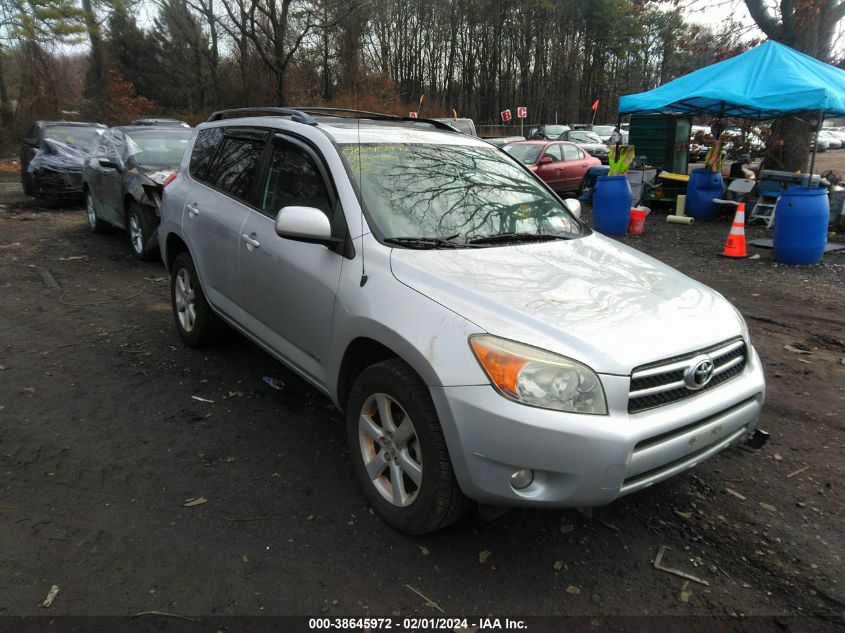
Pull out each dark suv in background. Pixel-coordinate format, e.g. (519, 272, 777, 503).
(20, 121, 106, 198)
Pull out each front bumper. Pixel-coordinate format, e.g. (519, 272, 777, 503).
(33, 169, 84, 197)
(430, 345, 765, 507)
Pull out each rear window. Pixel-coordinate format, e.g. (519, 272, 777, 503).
(189, 128, 224, 182)
(207, 134, 265, 202)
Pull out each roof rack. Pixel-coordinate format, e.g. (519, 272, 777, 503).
(285, 106, 460, 132)
(206, 108, 318, 126)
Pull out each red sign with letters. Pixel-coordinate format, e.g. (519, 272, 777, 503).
(501, 109, 512, 122)
(409, 112, 418, 118)
(517, 106, 527, 118)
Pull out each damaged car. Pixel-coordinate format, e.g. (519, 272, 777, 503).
(21, 121, 106, 199)
(83, 125, 193, 260)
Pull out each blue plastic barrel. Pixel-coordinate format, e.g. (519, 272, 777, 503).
(773, 186, 829, 265)
(592, 175, 632, 235)
(686, 168, 724, 219)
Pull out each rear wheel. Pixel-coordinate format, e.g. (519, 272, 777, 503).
(127, 202, 158, 261)
(346, 359, 470, 534)
(85, 190, 108, 234)
(170, 251, 222, 347)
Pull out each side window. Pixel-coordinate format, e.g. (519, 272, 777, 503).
(562, 144, 581, 161)
(189, 127, 224, 182)
(544, 144, 563, 162)
(260, 143, 332, 217)
(208, 135, 265, 202)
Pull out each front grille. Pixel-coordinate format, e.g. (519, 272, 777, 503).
(628, 338, 747, 413)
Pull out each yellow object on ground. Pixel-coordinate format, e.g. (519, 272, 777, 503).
(608, 145, 635, 176)
(676, 194, 686, 216)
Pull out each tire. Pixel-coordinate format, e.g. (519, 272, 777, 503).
(85, 190, 108, 234)
(346, 359, 470, 534)
(127, 202, 159, 262)
(170, 251, 223, 347)
(22, 170, 34, 196)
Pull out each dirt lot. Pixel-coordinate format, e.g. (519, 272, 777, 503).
(1, 168, 844, 631)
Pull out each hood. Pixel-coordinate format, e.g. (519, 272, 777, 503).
(135, 167, 176, 185)
(389, 234, 744, 375)
(579, 143, 608, 153)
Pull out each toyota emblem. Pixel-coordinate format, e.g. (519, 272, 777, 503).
(684, 355, 714, 390)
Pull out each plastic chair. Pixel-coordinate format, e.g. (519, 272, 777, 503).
(713, 178, 756, 208)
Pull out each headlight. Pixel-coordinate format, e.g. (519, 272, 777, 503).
(469, 335, 607, 415)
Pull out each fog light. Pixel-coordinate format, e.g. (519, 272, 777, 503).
(510, 468, 534, 490)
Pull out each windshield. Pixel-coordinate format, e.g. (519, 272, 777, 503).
(124, 129, 193, 167)
(44, 125, 103, 151)
(341, 143, 583, 243)
(502, 143, 543, 164)
(570, 131, 603, 144)
(592, 126, 614, 136)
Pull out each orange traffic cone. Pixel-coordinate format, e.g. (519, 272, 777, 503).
(720, 203, 748, 258)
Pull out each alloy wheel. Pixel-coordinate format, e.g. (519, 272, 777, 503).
(86, 194, 97, 230)
(129, 213, 143, 254)
(174, 267, 196, 333)
(358, 393, 423, 507)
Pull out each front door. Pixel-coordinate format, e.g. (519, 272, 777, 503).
(536, 143, 565, 191)
(239, 135, 344, 387)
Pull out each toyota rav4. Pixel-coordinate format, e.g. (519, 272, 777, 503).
(158, 107, 766, 534)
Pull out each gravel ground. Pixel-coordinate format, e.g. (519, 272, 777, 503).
(0, 171, 843, 631)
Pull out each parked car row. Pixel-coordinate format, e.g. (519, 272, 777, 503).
(17, 109, 766, 536)
(21, 119, 194, 259)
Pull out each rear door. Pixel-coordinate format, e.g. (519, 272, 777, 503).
(562, 143, 589, 192)
(182, 127, 268, 322)
(239, 134, 345, 386)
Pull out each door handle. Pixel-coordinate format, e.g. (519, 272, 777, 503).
(241, 233, 260, 249)
(186, 204, 199, 217)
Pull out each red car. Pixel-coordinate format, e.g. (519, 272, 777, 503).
(503, 140, 601, 193)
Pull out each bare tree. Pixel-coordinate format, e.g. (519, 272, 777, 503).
(219, 0, 317, 104)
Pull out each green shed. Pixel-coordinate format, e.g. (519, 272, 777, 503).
(628, 115, 691, 173)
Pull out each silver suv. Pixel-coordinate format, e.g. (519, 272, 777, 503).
(159, 108, 766, 534)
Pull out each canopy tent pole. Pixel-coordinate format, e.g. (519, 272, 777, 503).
(807, 109, 823, 188)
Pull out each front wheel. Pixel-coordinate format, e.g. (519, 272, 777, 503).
(170, 251, 222, 347)
(127, 202, 158, 261)
(346, 359, 470, 534)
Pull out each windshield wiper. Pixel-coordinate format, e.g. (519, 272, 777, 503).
(384, 234, 477, 249)
(466, 232, 573, 245)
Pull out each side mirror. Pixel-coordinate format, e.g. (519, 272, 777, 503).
(540, 155, 554, 164)
(98, 158, 121, 170)
(275, 206, 339, 245)
(563, 198, 582, 219)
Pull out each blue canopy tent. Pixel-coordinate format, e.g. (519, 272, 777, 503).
(618, 40, 845, 181)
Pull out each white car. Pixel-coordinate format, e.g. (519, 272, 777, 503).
(819, 130, 842, 149)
